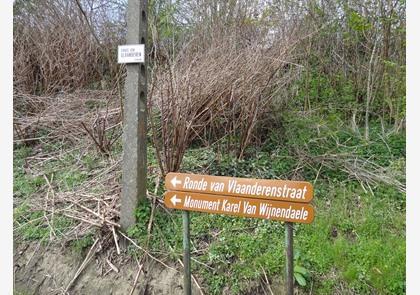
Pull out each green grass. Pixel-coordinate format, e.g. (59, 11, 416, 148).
(13, 146, 46, 198)
(14, 203, 74, 241)
(70, 234, 95, 254)
(297, 181, 405, 294)
(13, 143, 108, 243)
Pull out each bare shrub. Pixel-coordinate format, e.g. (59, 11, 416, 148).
(149, 25, 302, 173)
(81, 106, 122, 156)
(13, 0, 126, 94)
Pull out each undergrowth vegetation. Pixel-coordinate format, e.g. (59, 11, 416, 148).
(13, 98, 406, 294)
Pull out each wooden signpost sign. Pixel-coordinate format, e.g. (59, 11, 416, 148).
(165, 172, 313, 203)
(164, 191, 314, 223)
(164, 172, 315, 295)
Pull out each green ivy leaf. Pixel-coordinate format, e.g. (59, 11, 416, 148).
(295, 265, 309, 277)
(294, 272, 307, 287)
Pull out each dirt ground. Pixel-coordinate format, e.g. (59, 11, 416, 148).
(14, 241, 202, 295)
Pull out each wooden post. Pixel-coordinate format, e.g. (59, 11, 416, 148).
(182, 211, 192, 295)
(285, 222, 294, 295)
(121, 0, 148, 231)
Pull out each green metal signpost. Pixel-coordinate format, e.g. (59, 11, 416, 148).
(165, 173, 315, 295)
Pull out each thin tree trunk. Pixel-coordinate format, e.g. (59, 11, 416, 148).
(365, 39, 378, 141)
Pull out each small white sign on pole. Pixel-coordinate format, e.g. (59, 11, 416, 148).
(118, 44, 145, 64)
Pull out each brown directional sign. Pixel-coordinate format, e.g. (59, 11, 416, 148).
(165, 173, 313, 203)
(164, 191, 315, 224)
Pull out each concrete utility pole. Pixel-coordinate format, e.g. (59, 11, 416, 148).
(121, 0, 148, 231)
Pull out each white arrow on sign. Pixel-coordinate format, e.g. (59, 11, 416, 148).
(171, 176, 182, 188)
(170, 195, 181, 206)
